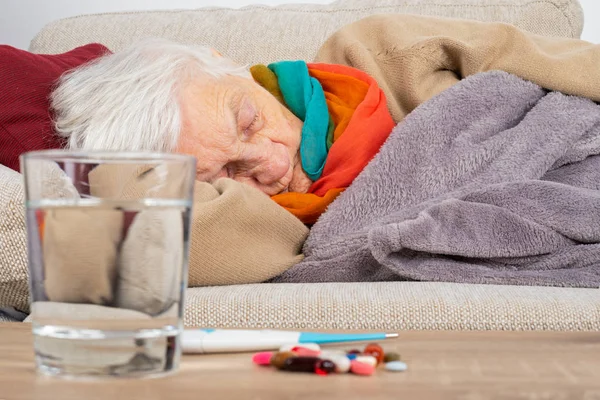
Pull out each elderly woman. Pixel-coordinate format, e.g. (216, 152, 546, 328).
(48, 14, 600, 292)
(51, 38, 394, 225)
(52, 41, 310, 195)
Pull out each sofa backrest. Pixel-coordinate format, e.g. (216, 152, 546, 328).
(29, 0, 583, 66)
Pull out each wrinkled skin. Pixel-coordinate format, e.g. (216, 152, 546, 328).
(177, 73, 312, 195)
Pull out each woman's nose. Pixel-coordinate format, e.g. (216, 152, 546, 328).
(234, 167, 287, 196)
(237, 161, 288, 195)
(253, 156, 289, 185)
(237, 141, 290, 189)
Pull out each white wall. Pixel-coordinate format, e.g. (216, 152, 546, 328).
(0, 0, 598, 50)
(580, 0, 599, 42)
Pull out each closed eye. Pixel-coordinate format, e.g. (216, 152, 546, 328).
(237, 98, 260, 140)
(243, 113, 260, 139)
(248, 114, 259, 130)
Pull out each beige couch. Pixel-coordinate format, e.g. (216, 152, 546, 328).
(2, 0, 599, 330)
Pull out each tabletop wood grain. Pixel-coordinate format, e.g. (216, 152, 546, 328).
(0, 323, 599, 400)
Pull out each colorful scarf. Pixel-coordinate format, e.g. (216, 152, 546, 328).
(251, 62, 394, 224)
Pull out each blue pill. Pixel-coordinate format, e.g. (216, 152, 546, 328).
(346, 354, 357, 360)
(385, 361, 408, 372)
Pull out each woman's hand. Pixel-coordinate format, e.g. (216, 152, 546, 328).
(287, 158, 312, 193)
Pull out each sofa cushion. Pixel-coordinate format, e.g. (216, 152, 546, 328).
(28, 0, 583, 66)
(183, 282, 600, 331)
(0, 44, 109, 172)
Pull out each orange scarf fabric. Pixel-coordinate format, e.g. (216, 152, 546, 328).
(271, 63, 395, 224)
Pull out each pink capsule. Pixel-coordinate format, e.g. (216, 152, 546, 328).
(350, 360, 376, 376)
(355, 355, 377, 367)
(252, 351, 274, 366)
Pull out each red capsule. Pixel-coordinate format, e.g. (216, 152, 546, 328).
(290, 346, 321, 357)
(363, 343, 385, 365)
(281, 356, 321, 373)
(347, 349, 361, 355)
(314, 359, 336, 376)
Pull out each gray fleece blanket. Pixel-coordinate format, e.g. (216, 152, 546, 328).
(274, 71, 600, 287)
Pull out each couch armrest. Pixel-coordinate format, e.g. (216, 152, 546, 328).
(0, 166, 29, 312)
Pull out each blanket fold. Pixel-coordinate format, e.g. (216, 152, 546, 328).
(273, 71, 600, 287)
(315, 14, 600, 124)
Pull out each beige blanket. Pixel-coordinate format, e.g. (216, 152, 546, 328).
(315, 14, 600, 123)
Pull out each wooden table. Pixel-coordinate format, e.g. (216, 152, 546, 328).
(0, 323, 599, 400)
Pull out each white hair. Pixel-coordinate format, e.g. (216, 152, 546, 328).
(51, 38, 250, 152)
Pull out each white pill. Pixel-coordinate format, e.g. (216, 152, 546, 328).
(320, 350, 347, 358)
(279, 343, 321, 352)
(326, 354, 351, 373)
(354, 355, 377, 367)
(385, 361, 408, 372)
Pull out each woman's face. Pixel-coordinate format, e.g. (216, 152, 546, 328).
(177, 73, 311, 195)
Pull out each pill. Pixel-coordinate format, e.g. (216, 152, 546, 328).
(280, 343, 320, 353)
(346, 353, 358, 360)
(320, 350, 347, 358)
(385, 361, 408, 372)
(383, 352, 401, 363)
(270, 351, 297, 369)
(363, 343, 385, 365)
(281, 356, 321, 373)
(314, 359, 336, 375)
(252, 351, 273, 366)
(350, 360, 375, 376)
(290, 346, 321, 357)
(347, 349, 361, 355)
(327, 354, 351, 373)
(354, 355, 377, 367)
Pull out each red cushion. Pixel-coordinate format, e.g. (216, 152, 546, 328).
(0, 44, 110, 171)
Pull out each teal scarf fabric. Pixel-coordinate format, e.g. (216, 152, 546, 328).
(268, 61, 329, 181)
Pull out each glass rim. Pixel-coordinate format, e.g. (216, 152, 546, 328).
(20, 150, 196, 165)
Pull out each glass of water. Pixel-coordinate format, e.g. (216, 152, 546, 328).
(20, 150, 196, 379)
